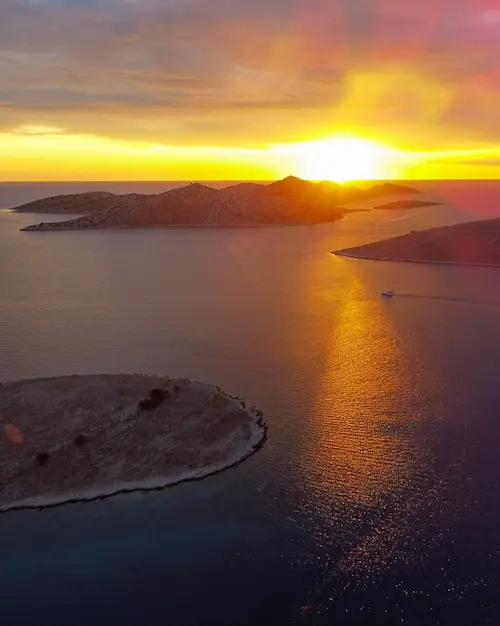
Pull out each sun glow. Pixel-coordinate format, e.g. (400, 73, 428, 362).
(289, 137, 398, 182)
(3, 125, 500, 182)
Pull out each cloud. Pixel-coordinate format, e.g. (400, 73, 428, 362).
(442, 158, 500, 166)
(422, 151, 500, 167)
(11, 124, 67, 135)
(0, 0, 499, 147)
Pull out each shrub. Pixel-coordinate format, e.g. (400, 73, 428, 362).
(36, 452, 50, 466)
(74, 435, 87, 448)
(138, 397, 160, 411)
(139, 398, 154, 410)
(150, 388, 166, 401)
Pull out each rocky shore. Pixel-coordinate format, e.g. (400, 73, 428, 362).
(0, 374, 267, 511)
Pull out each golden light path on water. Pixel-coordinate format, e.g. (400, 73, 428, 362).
(305, 274, 412, 505)
(289, 266, 451, 589)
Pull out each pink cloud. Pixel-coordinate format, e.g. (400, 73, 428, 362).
(0, 0, 499, 147)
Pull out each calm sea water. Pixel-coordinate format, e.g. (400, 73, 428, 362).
(1, 181, 500, 625)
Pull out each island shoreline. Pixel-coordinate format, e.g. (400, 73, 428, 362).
(20, 218, 346, 232)
(0, 374, 267, 513)
(0, 419, 267, 513)
(333, 250, 500, 268)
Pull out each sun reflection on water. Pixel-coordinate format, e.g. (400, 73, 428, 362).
(302, 274, 415, 506)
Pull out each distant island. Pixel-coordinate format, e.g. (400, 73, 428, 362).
(13, 177, 421, 231)
(0, 374, 266, 511)
(373, 200, 441, 210)
(333, 217, 500, 266)
(12, 191, 117, 214)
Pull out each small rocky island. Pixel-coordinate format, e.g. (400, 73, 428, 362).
(334, 217, 500, 266)
(373, 200, 441, 210)
(13, 177, 421, 231)
(0, 374, 266, 511)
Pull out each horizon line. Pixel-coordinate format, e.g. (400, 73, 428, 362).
(1, 177, 499, 184)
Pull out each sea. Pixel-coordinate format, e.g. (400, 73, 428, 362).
(1, 180, 500, 626)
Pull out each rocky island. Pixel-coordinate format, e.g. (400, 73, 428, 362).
(14, 177, 421, 231)
(334, 217, 500, 266)
(0, 374, 266, 511)
(373, 200, 441, 210)
(13, 191, 117, 213)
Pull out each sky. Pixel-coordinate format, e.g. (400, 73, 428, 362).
(1, 0, 500, 181)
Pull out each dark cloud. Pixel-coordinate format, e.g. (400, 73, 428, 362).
(0, 0, 499, 146)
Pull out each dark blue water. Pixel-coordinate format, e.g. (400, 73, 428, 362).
(2, 182, 500, 625)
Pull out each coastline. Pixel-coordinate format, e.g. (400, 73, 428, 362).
(0, 374, 267, 513)
(20, 216, 346, 232)
(333, 250, 500, 268)
(0, 416, 267, 513)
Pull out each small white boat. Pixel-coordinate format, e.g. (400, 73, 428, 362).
(381, 290, 395, 298)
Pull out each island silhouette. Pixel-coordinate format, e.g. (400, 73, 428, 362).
(334, 217, 500, 266)
(13, 176, 420, 230)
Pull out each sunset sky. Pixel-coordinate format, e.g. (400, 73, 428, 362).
(1, 0, 500, 181)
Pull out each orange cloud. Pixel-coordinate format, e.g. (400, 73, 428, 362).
(1, 0, 500, 179)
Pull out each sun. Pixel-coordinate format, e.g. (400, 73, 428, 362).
(290, 137, 395, 183)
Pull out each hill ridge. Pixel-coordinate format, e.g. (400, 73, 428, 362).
(14, 177, 421, 231)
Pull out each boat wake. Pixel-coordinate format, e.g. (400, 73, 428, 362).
(382, 292, 500, 310)
(382, 211, 422, 223)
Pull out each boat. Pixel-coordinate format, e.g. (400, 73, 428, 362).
(381, 290, 395, 298)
